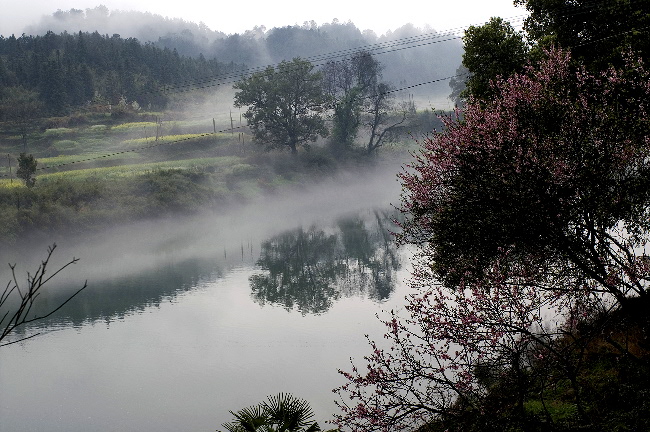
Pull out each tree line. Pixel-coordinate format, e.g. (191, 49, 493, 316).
(0, 31, 242, 117)
(233, 53, 419, 156)
(25, 6, 463, 97)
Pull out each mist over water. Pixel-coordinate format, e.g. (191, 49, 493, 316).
(0, 162, 412, 431)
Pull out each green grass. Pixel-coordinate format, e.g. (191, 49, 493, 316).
(110, 121, 159, 131)
(32, 156, 244, 182)
(0, 108, 398, 244)
(43, 127, 76, 137)
(121, 133, 214, 147)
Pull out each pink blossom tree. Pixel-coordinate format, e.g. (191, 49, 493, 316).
(334, 48, 650, 431)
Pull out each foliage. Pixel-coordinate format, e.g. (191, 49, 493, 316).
(0, 86, 44, 123)
(334, 48, 650, 431)
(1, 244, 87, 346)
(234, 58, 328, 154)
(461, 17, 529, 101)
(220, 393, 321, 432)
(250, 212, 400, 314)
(322, 51, 383, 154)
(16, 153, 37, 188)
(0, 31, 240, 114)
(448, 64, 469, 107)
(401, 48, 650, 302)
(515, 0, 650, 70)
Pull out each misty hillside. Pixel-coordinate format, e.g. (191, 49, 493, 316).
(22, 6, 464, 104)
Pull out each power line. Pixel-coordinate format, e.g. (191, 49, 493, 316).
(4, 1, 647, 175)
(80, 0, 639, 102)
(9, 73, 465, 176)
(137, 0, 645, 97)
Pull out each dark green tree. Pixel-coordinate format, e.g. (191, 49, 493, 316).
(16, 153, 37, 188)
(221, 393, 321, 432)
(516, 0, 650, 69)
(233, 58, 328, 154)
(0, 86, 43, 146)
(322, 51, 382, 155)
(461, 17, 529, 101)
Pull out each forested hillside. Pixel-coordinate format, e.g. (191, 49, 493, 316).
(0, 31, 242, 117)
(18, 6, 464, 103)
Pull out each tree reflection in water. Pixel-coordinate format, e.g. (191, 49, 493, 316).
(249, 210, 401, 314)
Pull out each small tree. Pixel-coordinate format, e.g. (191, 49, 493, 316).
(221, 393, 321, 432)
(234, 58, 328, 154)
(16, 153, 37, 188)
(364, 84, 412, 154)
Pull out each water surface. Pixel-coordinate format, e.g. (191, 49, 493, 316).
(0, 168, 411, 431)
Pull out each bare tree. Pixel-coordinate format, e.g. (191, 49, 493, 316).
(1, 244, 87, 347)
(364, 85, 413, 154)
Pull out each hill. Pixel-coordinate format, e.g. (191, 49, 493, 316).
(20, 6, 464, 105)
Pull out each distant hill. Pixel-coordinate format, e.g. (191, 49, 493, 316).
(23, 6, 464, 105)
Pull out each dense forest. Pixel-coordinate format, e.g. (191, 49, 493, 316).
(0, 30, 243, 116)
(9, 6, 463, 104)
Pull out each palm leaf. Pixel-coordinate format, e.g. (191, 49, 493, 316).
(262, 393, 317, 432)
(221, 404, 268, 432)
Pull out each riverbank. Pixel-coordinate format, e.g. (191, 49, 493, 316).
(0, 111, 414, 247)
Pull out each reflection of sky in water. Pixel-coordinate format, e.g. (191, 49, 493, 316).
(0, 166, 411, 431)
(0, 252, 412, 432)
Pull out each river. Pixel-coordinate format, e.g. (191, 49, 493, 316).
(0, 166, 414, 431)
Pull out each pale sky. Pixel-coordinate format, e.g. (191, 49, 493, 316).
(0, 0, 528, 37)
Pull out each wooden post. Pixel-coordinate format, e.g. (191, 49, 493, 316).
(7, 154, 12, 184)
(213, 118, 217, 133)
(230, 110, 234, 135)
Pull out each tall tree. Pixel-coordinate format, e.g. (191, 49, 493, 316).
(234, 58, 328, 154)
(335, 47, 650, 431)
(322, 51, 382, 155)
(461, 17, 529, 101)
(516, 0, 650, 69)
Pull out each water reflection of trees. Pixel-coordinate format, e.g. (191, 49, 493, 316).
(249, 210, 401, 314)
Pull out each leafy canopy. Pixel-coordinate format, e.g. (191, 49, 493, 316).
(461, 17, 529, 101)
(401, 48, 650, 303)
(234, 58, 328, 154)
(17, 153, 37, 188)
(336, 47, 650, 431)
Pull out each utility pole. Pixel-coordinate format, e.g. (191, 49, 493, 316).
(7, 154, 12, 184)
